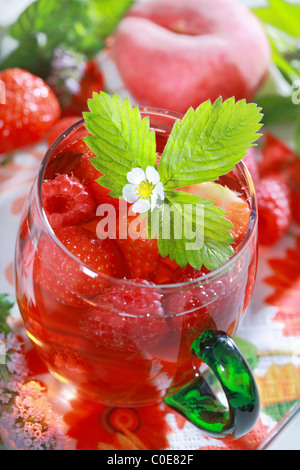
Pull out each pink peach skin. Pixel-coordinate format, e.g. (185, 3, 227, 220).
(113, 0, 271, 113)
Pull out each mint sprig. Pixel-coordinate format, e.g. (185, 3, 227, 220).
(84, 92, 262, 271)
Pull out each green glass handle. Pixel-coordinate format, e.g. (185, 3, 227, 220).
(165, 330, 260, 439)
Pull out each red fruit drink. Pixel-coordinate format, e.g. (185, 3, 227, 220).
(15, 109, 258, 406)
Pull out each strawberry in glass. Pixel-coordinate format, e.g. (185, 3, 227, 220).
(15, 93, 261, 438)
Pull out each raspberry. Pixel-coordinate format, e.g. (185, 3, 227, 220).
(258, 133, 296, 178)
(256, 175, 292, 246)
(286, 159, 300, 226)
(80, 280, 169, 352)
(42, 174, 96, 230)
(164, 264, 240, 344)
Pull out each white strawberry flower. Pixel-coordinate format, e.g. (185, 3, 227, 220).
(122, 166, 165, 213)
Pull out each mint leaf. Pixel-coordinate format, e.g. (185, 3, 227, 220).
(158, 97, 263, 189)
(83, 92, 157, 198)
(148, 190, 234, 271)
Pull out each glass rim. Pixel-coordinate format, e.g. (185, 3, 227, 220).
(36, 108, 258, 292)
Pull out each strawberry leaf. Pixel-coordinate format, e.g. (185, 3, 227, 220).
(83, 92, 157, 198)
(83, 92, 260, 271)
(148, 190, 234, 271)
(158, 97, 263, 189)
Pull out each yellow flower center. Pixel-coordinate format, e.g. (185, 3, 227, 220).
(136, 180, 154, 200)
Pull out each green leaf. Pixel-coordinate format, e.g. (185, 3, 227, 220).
(83, 93, 261, 271)
(84, 92, 157, 198)
(158, 97, 263, 189)
(295, 116, 300, 154)
(1, 0, 133, 77)
(0, 294, 15, 383)
(253, 0, 300, 38)
(255, 94, 300, 126)
(234, 336, 259, 371)
(149, 190, 234, 271)
(0, 293, 15, 335)
(253, 0, 300, 87)
(266, 26, 300, 86)
(262, 400, 299, 422)
(88, 0, 134, 39)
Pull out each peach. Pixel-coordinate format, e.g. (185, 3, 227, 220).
(113, 0, 271, 113)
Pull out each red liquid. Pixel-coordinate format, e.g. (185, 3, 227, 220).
(15, 121, 257, 406)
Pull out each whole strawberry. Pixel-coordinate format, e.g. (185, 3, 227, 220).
(115, 208, 162, 281)
(256, 174, 292, 246)
(34, 226, 126, 306)
(0, 68, 61, 154)
(47, 116, 81, 146)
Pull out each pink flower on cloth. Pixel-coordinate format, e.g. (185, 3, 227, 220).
(1, 381, 65, 450)
(0, 332, 66, 450)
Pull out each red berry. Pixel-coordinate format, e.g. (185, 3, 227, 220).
(34, 226, 126, 306)
(164, 266, 217, 341)
(154, 257, 180, 285)
(64, 60, 105, 116)
(80, 280, 169, 352)
(47, 116, 82, 146)
(172, 265, 211, 283)
(164, 264, 240, 344)
(115, 208, 161, 281)
(258, 133, 296, 178)
(286, 159, 300, 225)
(243, 148, 260, 186)
(42, 174, 96, 230)
(0, 68, 61, 154)
(256, 175, 292, 246)
(79, 150, 120, 207)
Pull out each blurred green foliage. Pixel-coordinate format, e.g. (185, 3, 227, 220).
(0, 0, 133, 78)
(253, 0, 300, 149)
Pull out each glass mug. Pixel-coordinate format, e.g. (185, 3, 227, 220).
(15, 107, 259, 439)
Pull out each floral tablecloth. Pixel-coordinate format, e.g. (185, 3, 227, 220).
(0, 50, 300, 451)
